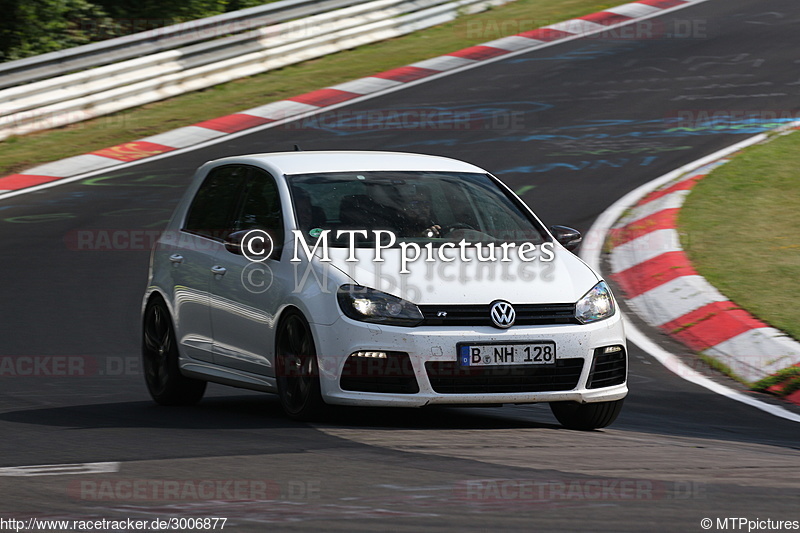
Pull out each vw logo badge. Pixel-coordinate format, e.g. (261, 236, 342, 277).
(490, 300, 516, 329)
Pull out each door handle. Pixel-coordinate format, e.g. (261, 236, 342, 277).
(169, 254, 184, 264)
(211, 265, 227, 276)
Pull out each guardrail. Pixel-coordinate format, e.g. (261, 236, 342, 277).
(0, 0, 510, 142)
(0, 0, 366, 90)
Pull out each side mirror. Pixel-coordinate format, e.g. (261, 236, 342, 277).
(224, 230, 253, 255)
(550, 225, 582, 251)
(223, 230, 275, 257)
(223, 229, 283, 260)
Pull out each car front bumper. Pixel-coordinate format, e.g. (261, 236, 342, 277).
(310, 313, 628, 407)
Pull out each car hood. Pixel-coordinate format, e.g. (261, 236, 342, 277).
(319, 245, 600, 305)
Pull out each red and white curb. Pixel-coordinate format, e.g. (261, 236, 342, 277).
(0, 0, 706, 198)
(602, 125, 800, 406)
(582, 136, 800, 421)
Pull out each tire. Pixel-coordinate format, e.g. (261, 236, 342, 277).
(550, 399, 624, 430)
(275, 310, 327, 421)
(142, 297, 206, 405)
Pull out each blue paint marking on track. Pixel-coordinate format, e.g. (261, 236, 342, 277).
(498, 155, 663, 175)
(498, 157, 643, 175)
(393, 118, 798, 150)
(503, 44, 643, 64)
(555, 119, 670, 130)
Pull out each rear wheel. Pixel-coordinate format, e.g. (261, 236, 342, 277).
(142, 298, 206, 405)
(275, 311, 326, 421)
(550, 399, 624, 430)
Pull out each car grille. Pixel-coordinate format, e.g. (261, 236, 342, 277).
(418, 303, 578, 326)
(340, 352, 420, 394)
(587, 348, 627, 389)
(425, 358, 584, 394)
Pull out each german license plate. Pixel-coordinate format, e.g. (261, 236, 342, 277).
(459, 342, 556, 367)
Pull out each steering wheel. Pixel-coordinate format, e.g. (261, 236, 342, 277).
(443, 222, 476, 235)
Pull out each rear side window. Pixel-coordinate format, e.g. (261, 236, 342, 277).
(184, 165, 249, 240)
(231, 168, 285, 259)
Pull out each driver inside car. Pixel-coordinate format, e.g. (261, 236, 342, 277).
(403, 193, 442, 238)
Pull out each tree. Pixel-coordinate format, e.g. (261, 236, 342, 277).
(0, 0, 113, 61)
(0, 0, 271, 63)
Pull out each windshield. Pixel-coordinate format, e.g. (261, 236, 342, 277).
(287, 171, 547, 247)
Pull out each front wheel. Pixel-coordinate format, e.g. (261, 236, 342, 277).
(550, 399, 624, 430)
(275, 311, 327, 421)
(142, 298, 206, 405)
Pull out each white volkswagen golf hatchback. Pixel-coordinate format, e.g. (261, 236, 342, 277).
(143, 151, 627, 429)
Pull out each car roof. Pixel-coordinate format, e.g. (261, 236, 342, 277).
(207, 151, 487, 176)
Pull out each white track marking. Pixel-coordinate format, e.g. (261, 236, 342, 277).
(330, 77, 402, 94)
(0, 462, 120, 476)
(23, 154, 121, 177)
(139, 126, 226, 148)
(618, 190, 691, 226)
(628, 275, 728, 326)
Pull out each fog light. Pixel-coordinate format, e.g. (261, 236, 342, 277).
(603, 345, 623, 354)
(351, 351, 388, 358)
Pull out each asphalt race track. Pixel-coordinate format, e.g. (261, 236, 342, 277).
(1, 0, 799, 530)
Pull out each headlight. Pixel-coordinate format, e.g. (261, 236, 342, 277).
(575, 281, 616, 324)
(337, 285, 423, 327)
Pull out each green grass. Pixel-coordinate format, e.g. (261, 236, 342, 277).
(752, 365, 800, 396)
(0, 0, 626, 177)
(679, 131, 800, 342)
(698, 354, 749, 386)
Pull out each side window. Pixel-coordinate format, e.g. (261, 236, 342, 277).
(232, 168, 285, 259)
(184, 165, 249, 240)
